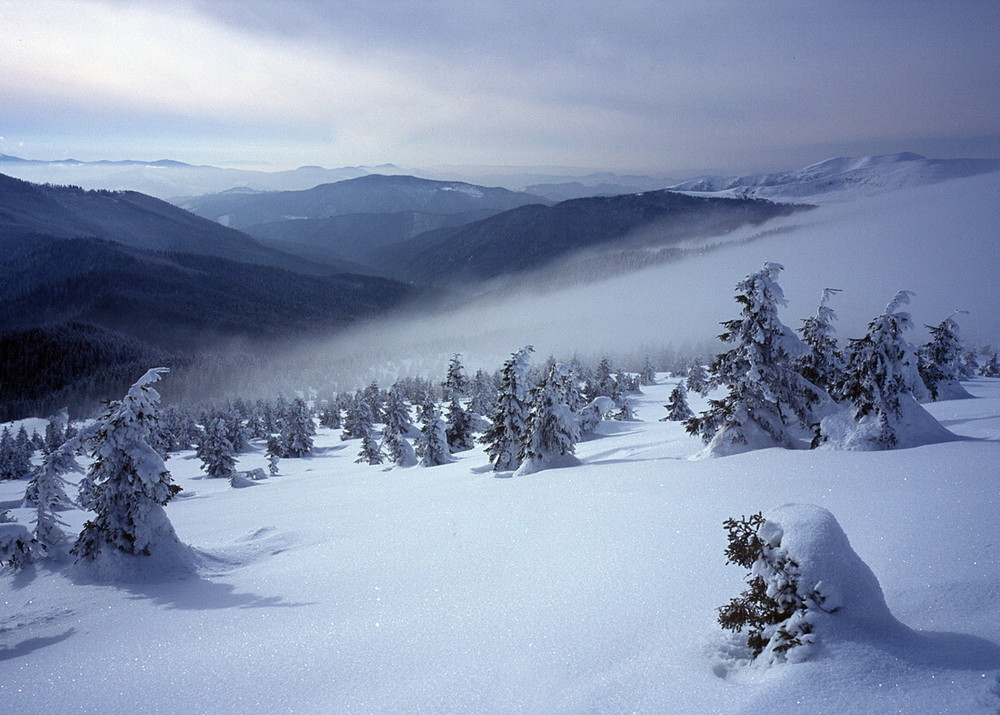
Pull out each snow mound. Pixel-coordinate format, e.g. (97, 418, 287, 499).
(819, 396, 961, 451)
(762, 504, 897, 636)
(69, 531, 198, 583)
(514, 453, 582, 476)
(934, 379, 974, 401)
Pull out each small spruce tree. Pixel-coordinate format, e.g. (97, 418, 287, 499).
(661, 382, 694, 422)
(480, 346, 534, 472)
(281, 397, 316, 457)
(196, 417, 237, 479)
(415, 405, 452, 467)
(518, 363, 580, 473)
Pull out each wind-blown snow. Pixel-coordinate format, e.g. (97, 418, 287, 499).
(2, 378, 999, 712)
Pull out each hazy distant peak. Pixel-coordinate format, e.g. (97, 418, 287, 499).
(669, 152, 1000, 200)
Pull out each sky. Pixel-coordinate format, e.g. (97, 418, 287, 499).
(1, 0, 998, 176)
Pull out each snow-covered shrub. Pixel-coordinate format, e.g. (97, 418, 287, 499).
(0, 521, 35, 570)
(577, 396, 615, 435)
(719, 512, 817, 661)
(719, 504, 900, 665)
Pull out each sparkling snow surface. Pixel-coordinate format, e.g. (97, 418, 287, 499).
(2, 379, 999, 713)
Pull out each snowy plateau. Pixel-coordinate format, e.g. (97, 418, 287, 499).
(2, 376, 1000, 713)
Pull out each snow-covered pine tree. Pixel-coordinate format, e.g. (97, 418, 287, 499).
(661, 382, 694, 422)
(517, 363, 580, 474)
(685, 262, 827, 456)
(415, 405, 452, 467)
(640, 357, 658, 386)
(265, 435, 283, 473)
(196, 417, 237, 479)
(44, 410, 69, 451)
(823, 291, 950, 450)
(611, 397, 637, 421)
(341, 393, 375, 441)
(480, 345, 534, 472)
(71, 368, 186, 564)
(317, 399, 342, 429)
(442, 354, 470, 401)
(361, 381, 385, 423)
(445, 396, 476, 452)
(26, 439, 80, 554)
(356, 432, 385, 465)
(223, 408, 251, 454)
(0, 516, 34, 570)
(918, 311, 972, 400)
(468, 369, 497, 416)
(15, 426, 33, 460)
(685, 363, 708, 395)
(281, 397, 316, 457)
(981, 352, 1000, 378)
(384, 382, 416, 437)
(381, 430, 417, 467)
(798, 288, 844, 392)
(0, 427, 32, 481)
(589, 356, 620, 401)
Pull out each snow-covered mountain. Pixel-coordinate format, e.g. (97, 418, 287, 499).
(669, 152, 1000, 200)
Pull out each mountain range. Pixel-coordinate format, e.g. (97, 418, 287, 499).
(668, 152, 1000, 199)
(3, 151, 999, 418)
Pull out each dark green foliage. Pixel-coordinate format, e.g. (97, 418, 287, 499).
(718, 513, 810, 658)
(0, 322, 176, 421)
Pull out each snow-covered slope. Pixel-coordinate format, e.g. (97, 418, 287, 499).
(2, 378, 998, 712)
(669, 152, 1000, 201)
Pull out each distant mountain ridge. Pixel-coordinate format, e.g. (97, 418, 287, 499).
(367, 191, 810, 287)
(177, 174, 550, 229)
(0, 172, 359, 275)
(669, 152, 1000, 199)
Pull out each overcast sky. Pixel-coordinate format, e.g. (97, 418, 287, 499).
(2, 0, 998, 175)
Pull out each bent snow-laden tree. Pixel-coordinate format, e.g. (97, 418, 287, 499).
(480, 345, 534, 472)
(685, 262, 827, 456)
(918, 311, 972, 401)
(821, 291, 954, 450)
(71, 369, 187, 569)
(797, 288, 844, 393)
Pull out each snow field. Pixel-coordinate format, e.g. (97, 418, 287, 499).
(1, 378, 999, 712)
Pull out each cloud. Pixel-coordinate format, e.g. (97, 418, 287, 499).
(2, 0, 998, 171)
